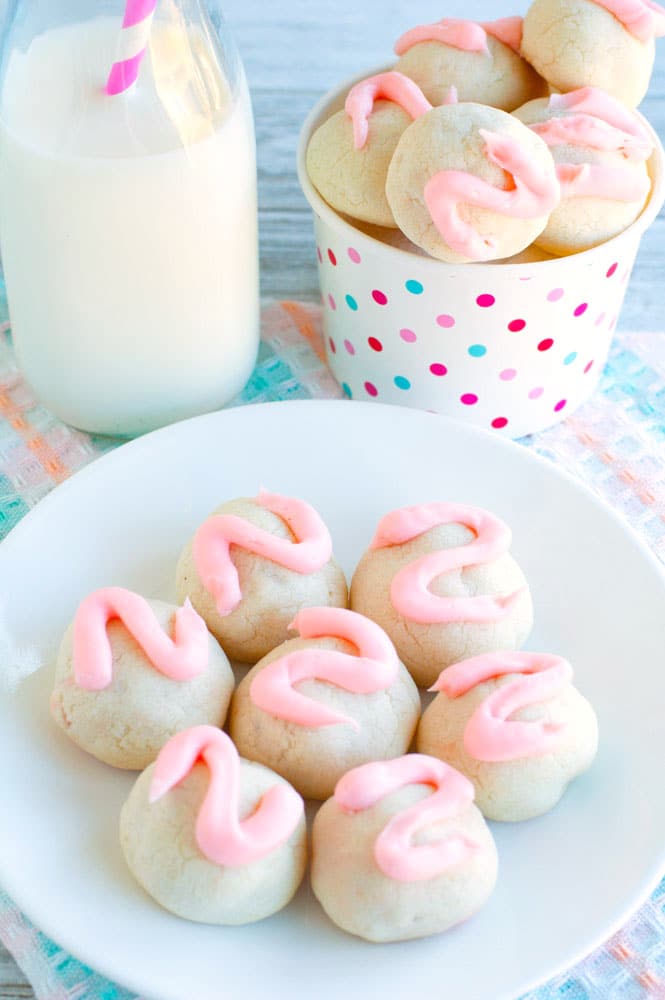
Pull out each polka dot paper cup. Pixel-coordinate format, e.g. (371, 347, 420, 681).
(297, 77, 665, 438)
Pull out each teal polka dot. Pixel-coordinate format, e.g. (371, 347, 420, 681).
(564, 351, 578, 365)
(342, 382, 353, 398)
(345, 294, 358, 311)
(405, 279, 424, 295)
(394, 376, 411, 391)
(468, 344, 487, 358)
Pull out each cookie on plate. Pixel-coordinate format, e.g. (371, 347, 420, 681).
(418, 650, 599, 821)
(350, 502, 533, 688)
(176, 489, 348, 664)
(50, 587, 234, 769)
(120, 726, 307, 924)
(311, 754, 498, 942)
(229, 606, 421, 799)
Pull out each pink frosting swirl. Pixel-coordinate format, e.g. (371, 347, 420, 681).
(370, 503, 525, 625)
(72, 587, 209, 692)
(193, 489, 333, 616)
(335, 755, 478, 882)
(395, 16, 524, 56)
(423, 128, 560, 260)
(344, 72, 432, 150)
(149, 726, 303, 867)
(588, 0, 665, 41)
(249, 607, 399, 729)
(431, 651, 573, 762)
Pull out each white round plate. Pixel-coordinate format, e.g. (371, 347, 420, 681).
(0, 400, 664, 1000)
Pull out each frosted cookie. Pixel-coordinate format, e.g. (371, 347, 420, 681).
(306, 72, 431, 227)
(395, 16, 545, 111)
(176, 489, 348, 664)
(513, 88, 654, 254)
(385, 103, 560, 263)
(120, 726, 307, 924)
(521, 0, 665, 108)
(350, 502, 533, 688)
(311, 754, 497, 942)
(50, 587, 234, 770)
(229, 607, 421, 800)
(418, 651, 599, 821)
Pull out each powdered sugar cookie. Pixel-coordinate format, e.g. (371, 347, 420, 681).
(311, 754, 497, 942)
(417, 651, 599, 821)
(350, 503, 533, 688)
(176, 489, 348, 664)
(395, 16, 545, 111)
(229, 607, 420, 800)
(50, 587, 234, 770)
(514, 87, 654, 254)
(521, 0, 665, 108)
(306, 72, 431, 227)
(120, 726, 307, 924)
(385, 103, 560, 262)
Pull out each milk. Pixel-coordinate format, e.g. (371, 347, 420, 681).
(0, 16, 259, 435)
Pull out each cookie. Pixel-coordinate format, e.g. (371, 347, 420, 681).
(513, 87, 653, 254)
(385, 103, 560, 262)
(311, 754, 498, 942)
(417, 651, 599, 821)
(350, 502, 533, 688)
(395, 16, 545, 111)
(120, 727, 307, 924)
(50, 587, 234, 769)
(176, 489, 348, 663)
(229, 607, 421, 799)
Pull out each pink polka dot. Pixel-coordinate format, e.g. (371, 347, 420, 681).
(585, 360, 594, 374)
(508, 319, 526, 332)
(500, 368, 517, 381)
(606, 262, 618, 278)
(430, 363, 448, 377)
(327, 293, 336, 311)
(364, 381, 378, 397)
(348, 247, 361, 264)
(344, 339, 355, 355)
(327, 248, 337, 266)
(529, 387, 544, 400)
(316, 247, 323, 263)
(574, 303, 588, 317)
(547, 288, 564, 302)
(595, 311, 606, 327)
(328, 337, 336, 354)
(538, 338, 554, 352)
(554, 399, 567, 412)
(476, 294, 495, 308)
(492, 417, 509, 429)
(461, 393, 479, 406)
(368, 337, 383, 352)
(400, 328, 417, 343)
(372, 289, 388, 305)
(436, 314, 456, 328)
(621, 269, 630, 284)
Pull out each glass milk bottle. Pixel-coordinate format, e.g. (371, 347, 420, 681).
(0, 0, 259, 436)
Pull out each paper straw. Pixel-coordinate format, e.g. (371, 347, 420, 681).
(106, 0, 158, 96)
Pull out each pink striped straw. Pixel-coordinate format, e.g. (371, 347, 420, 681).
(106, 0, 158, 96)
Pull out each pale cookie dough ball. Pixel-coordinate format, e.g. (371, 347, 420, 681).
(311, 755, 498, 942)
(385, 104, 559, 263)
(395, 32, 544, 111)
(521, 0, 656, 108)
(417, 652, 599, 821)
(350, 505, 533, 688)
(50, 597, 234, 770)
(176, 495, 348, 664)
(229, 611, 421, 800)
(120, 731, 307, 924)
(307, 102, 412, 227)
(514, 92, 653, 254)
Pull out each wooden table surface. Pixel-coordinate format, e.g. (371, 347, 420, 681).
(1, 1, 664, 996)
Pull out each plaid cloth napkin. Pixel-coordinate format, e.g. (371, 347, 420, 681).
(1, 291, 664, 1000)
